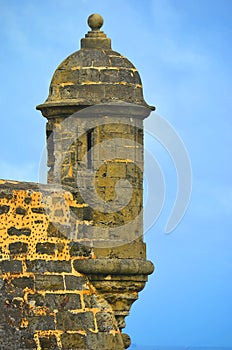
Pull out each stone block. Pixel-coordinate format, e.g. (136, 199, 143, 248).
(0, 205, 10, 214)
(24, 196, 32, 204)
(15, 207, 27, 215)
(0, 260, 23, 274)
(12, 276, 34, 290)
(20, 332, 37, 349)
(35, 275, 64, 291)
(7, 227, 31, 236)
(31, 207, 46, 214)
(28, 292, 45, 307)
(47, 260, 72, 273)
(77, 223, 104, 240)
(65, 275, 88, 291)
(26, 260, 72, 273)
(100, 69, 119, 83)
(93, 240, 146, 259)
(83, 206, 93, 220)
(60, 332, 87, 349)
(27, 315, 55, 332)
(39, 335, 58, 349)
(85, 332, 124, 350)
(96, 311, 116, 332)
(9, 242, 28, 255)
(44, 293, 81, 311)
(36, 242, 56, 255)
(69, 242, 91, 257)
(26, 260, 48, 273)
(57, 311, 95, 331)
(83, 294, 101, 309)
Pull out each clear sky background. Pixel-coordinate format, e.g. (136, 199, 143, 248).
(0, 0, 231, 349)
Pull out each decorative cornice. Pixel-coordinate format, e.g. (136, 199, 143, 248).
(74, 258, 154, 275)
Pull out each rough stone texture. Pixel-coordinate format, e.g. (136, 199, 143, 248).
(9, 242, 28, 254)
(65, 275, 88, 290)
(0, 205, 10, 214)
(0, 14, 154, 350)
(56, 311, 95, 331)
(36, 18, 155, 112)
(0, 181, 126, 349)
(0, 260, 23, 274)
(36, 242, 56, 255)
(44, 293, 82, 310)
(8, 226, 31, 236)
(39, 335, 58, 350)
(60, 332, 87, 349)
(38, 49, 146, 107)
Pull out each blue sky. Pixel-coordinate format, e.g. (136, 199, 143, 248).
(0, 0, 232, 348)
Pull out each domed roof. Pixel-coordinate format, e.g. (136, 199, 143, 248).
(37, 14, 154, 114)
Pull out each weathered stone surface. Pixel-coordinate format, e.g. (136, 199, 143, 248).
(8, 227, 31, 236)
(45, 293, 81, 311)
(15, 206, 27, 215)
(122, 333, 131, 349)
(0, 329, 37, 350)
(36, 242, 56, 255)
(9, 242, 28, 254)
(0, 205, 10, 214)
(26, 259, 48, 273)
(39, 335, 58, 350)
(26, 259, 72, 273)
(28, 292, 45, 307)
(0, 278, 4, 289)
(69, 242, 92, 257)
(92, 279, 146, 293)
(60, 332, 87, 349)
(21, 332, 37, 349)
(24, 196, 32, 204)
(36, 15, 155, 113)
(35, 275, 64, 290)
(85, 332, 125, 350)
(27, 315, 55, 332)
(96, 311, 116, 331)
(12, 276, 34, 290)
(47, 222, 70, 238)
(57, 311, 95, 331)
(70, 205, 93, 220)
(31, 207, 46, 214)
(74, 258, 154, 275)
(65, 275, 88, 290)
(93, 239, 146, 259)
(47, 260, 72, 273)
(0, 190, 13, 199)
(0, 260, 23, 274)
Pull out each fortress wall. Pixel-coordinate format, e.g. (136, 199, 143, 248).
(0, 180, 124, 350)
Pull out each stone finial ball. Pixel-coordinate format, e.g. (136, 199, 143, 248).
(88, 14, 104, 30)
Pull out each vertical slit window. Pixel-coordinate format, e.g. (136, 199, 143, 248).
(46, 129, 54, 166)
(87, 128, 93, 169)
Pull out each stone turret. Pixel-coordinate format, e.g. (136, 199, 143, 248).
(37, 13, 154, 186)
(37, 14, 151, 111)
(0, 14, 154, 350)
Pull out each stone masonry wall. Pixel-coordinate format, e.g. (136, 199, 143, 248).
(0, 180, 125, 350)
(46, 114, 145, 248)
